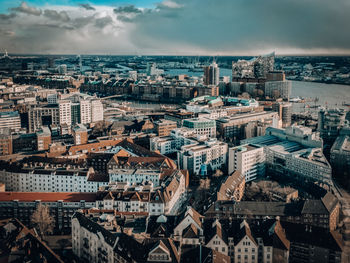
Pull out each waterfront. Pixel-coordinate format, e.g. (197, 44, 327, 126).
(112, 77, 350, 113)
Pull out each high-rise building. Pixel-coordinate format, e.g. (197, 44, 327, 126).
(57, 64, 67, 74)
(47, 57, 55, 68)
(90, 99, 104, 123)
(59, 100, 72, 126)
(71, 103, 81, 125)
(79, 100, 91, 124)
(204, 61, 220, 86)
(273, 102, 292, 128)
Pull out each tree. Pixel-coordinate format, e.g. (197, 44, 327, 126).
(92, 120, 110, 137)
(213, 169, 223, 178)
(31, 204, 55, 238)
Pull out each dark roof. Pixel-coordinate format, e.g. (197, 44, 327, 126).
(183, 224, 199, 238)
(180, 245, 230, 263)
(321, 192, 339, 213)
(0, 218, 64, 263)
(234, 201, 286, 216)
(301, 200, 328, 214)
(204, 220, 228, 244)
(281, 221, 343, 252)
(73, 212, 148, 262)
(73, 212, 117, 247)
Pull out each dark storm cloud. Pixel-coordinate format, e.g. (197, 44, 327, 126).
(79, 4, 96, 11)
(130, 0, 350, 53)
(44, 10, 70, 22)
(10, 2, 42, 16)
(2, 0, 350, 54)
(113, 5, 142, 14)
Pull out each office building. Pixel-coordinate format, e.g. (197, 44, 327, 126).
(47, 93, 58, 104)
(216, 111, 280, 143)
(242, 126, 333, 187)
(183, 117, 216, 138)
(228, 144, 265, 182)
(204, 61, 220, 86)
(265, 80, 292, 100)
(273, 102, 292, 127)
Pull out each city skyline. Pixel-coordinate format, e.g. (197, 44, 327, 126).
(0, 0, 350, 55)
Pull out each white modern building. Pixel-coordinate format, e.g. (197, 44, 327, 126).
(91, 99, 104, 123)
(150, 128, 198, 155)
(229, 144, 265, 182)
(79, 99, 91, 124)
(59, 100, 72, 126)
(178, 138, 228, 176)
(242, 126, 333, 187)
(0, 168, 107, 192)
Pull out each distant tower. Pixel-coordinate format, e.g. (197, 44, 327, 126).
(4, 49, 8, 58)
(47, 57, 55, 68)
(204, 60, 220, 85)
(77, 55, 82, 72)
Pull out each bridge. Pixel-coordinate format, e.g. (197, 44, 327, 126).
(100, 94, 126, 100)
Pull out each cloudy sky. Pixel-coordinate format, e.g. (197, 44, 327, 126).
(0, 0, 349, 55)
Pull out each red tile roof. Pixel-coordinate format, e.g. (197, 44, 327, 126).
(0, 192, 97, 202)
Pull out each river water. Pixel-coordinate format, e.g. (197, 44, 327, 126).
(114, 69, 350, 113)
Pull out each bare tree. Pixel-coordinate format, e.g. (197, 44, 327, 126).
(31, 204, 55, 238)
(213, 169, 223, 178)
